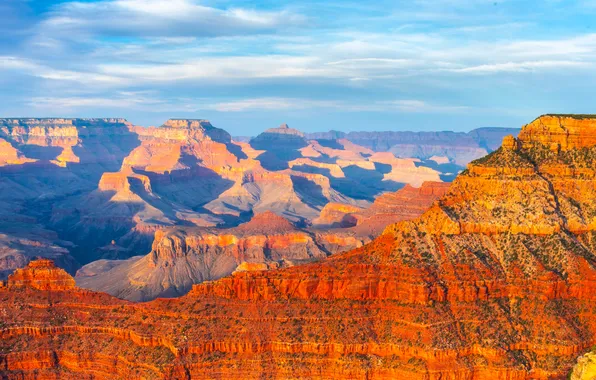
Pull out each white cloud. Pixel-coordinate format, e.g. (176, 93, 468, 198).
(381, 100, 470, 113)
(41, 0, 307, 38)
(204, 97, 468, 113)
(96, 56, 339, 82)
(26, 94, 469, 115)
(0, 56, 123, 85)
(207, 98, 342, 112)
(3, 0, 596, 128)
(28, 92, 198, 112)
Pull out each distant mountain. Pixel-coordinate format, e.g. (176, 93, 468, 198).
(237, 127, 519, 166)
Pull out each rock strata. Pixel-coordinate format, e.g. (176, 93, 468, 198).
(2, 115, 596, 379)
(6, 259, 75, 290)
(1, 116, 490, 275)
(76, 211, 365, 301)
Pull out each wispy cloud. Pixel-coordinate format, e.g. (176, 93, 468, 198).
(41, 0, 307, 38)
(202, 97, 470, 114)
(445, 60, 591, 74)
(28, 92, 198, 112)
(28, 95, 469, 115)
(0, 56, 122, 85)
(207, 98, 341, 112)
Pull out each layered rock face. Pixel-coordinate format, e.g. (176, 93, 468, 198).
(347, 181, 450, 236)
(2, 115, 596, 379)
(76, 183, 446, 302)
(0, 138, 34, 166)
(312, 181, 450, 236)
(5, 259, 75, 290)
(0, 118, 141, 277)
(76, 212, 365, 301)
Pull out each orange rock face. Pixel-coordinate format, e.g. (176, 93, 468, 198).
(2, 116, 482, 274)
(6, 259, 75, 291)
(344, 181, 450, 236)
(312, 203, 364, 227)
(518, 114, 596, 150)
(0, 138, 35, 166)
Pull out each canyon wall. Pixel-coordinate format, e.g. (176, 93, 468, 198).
(2, 115, 596, 379)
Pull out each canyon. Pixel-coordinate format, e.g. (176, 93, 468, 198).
(1, 114, 595, 379)
(76, 182, 449, 301)
(0, 118, 510, 299)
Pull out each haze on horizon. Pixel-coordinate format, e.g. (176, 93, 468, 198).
(1, 0, 595, 135)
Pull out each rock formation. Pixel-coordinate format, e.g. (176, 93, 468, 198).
(1, 115, 594, 379)
(0, 117, 508, 289)
(0, 138, 35, 166)
(6, 259, 75, 290)
(347, 181, 450, 236)
(75, 211, 365, 301)
(77, 179, 448, 302)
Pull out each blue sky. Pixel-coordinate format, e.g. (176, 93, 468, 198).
(1, 0, 596, 135)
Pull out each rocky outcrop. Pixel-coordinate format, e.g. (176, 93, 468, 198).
(311, 181, 450, 235)
(518, 114, 596, 150)
(170, 115, 596, 378)
(0, 138, 35, 166)
(346, 181, 450, 236)
(312, 203, 363, 227)
(6, 259, 75, 290)
(0, 118, 143, 269)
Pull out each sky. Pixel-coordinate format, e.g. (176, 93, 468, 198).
(1, 0, 596, 136)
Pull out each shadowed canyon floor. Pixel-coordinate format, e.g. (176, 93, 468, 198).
(2, 115, 596, 379)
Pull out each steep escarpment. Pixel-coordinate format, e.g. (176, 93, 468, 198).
(3, 115, 596, 379)
(78, 178, 448, 302)
(0, 118, 141, 276)
(36, 118, 445, 266)
(312, 181, 449, 236)
(178, 115, 596, 378)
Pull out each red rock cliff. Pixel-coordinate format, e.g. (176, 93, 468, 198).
(6, 259, 75, 291)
